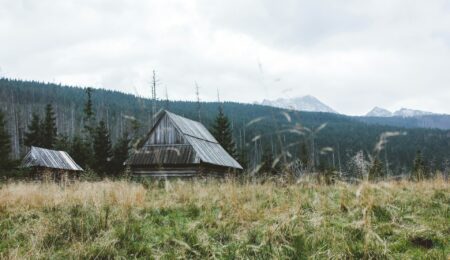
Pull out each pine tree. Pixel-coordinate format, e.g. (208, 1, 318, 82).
(261, 149, 275, 175)
(83, 87, 94, 121)
(54, 134, 71, 151)
(412, 150, 426, 181)
(41, 104, 57, 149)
(299, 142, 309, 169)
(111, 133, 130, 175)
(0, 110, 12, 170)
(24, 113, 43, 147)
(369, 156, 384, 181)
(70, 135, 91, 169)
(211, 107, 237, 158)
(443, 159, 449, 180)
(237, 148, 249, 170)
(93, 121, 112, 175)
(83, 87, 95, 134)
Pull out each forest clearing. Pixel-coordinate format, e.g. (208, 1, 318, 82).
(2, 1, 450, 259)
(0, 177, 448, 259)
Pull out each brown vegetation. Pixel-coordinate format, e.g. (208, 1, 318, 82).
(0, 177, 448, 259)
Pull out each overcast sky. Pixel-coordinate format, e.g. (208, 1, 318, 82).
(1, 0, 450, 115)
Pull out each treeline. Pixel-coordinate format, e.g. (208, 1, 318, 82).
(11, 88, 130, 176)
(1, 77, 450, 178)
(0, 110, 13, 170)
(0, 85, 238, 177)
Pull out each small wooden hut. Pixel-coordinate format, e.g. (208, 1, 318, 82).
(125, 110, 243, 178)
(21, 146, 83, 179)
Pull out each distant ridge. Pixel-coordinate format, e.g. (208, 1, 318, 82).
(393, 108, 434, 117)
(365, 107, 436, 118)
(366, 107, 392, 117)
(261, 95, 337, 113)
(361, 107, 450, 129)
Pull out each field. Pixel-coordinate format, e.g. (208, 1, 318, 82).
(0, 178, 448, 259)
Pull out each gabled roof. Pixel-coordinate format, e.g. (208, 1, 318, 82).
(129, 110, 242, 170)
(21, 146, 83, 171)
(165, 111, 218, 142)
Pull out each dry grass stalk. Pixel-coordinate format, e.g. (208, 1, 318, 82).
(0, 178, 448, 259)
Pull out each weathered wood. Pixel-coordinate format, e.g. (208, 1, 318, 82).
(127, 110, 243, 178)
(21, 146, 83, 171)
(145, 114, 187, 145)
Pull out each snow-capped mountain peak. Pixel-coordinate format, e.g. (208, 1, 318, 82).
(365, 107, 435, 117)
(366, 107, 392, 117)
(393, 108, 434, 117)
(261, 95, 337, 113)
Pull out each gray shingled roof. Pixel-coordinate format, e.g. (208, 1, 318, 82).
(21, 146, 84, 171)
(128, 110, 243, 170)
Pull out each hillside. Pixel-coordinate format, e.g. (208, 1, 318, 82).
(1, 78, 450, 174)
(356, 115, 450, 130)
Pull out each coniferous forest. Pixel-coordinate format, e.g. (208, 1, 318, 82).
(1, 77, 450, 178)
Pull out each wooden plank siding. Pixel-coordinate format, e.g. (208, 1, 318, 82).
(131, 164, 235, 179)
(126, 110, 243, 178)
(145, 114, 187, 145)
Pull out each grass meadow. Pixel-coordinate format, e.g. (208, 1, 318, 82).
(0, 177, 448, 259)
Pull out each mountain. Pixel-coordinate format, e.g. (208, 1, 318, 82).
(366, 107, 435, 118)
(393, 108, 434, 117)
(357, 114, 450, 130)
(361, 107, 450, 129)
(366, 107, 393, 117)
(261, 95, 337, 113)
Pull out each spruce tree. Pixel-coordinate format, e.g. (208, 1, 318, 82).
(83, 87, 95, 134)
(0, 110, 12, 170)
(261, 149, 275, 175)
(54, 134, 71, 151)
(24, 113, 43, 147)
(237, 148, 249, 170)
(84, 87, 94, 121)
(111, 133, 130, 175)
(211, 107, 237, 158)
(443, 159, 449, 180)
(70, 135, 91, 169)
(412, 150, 426, 181)
(93, 121, 112, 175)
(41, 104, 57, 149)
(299, 142, 309, 169)
(75, 87, 96, 169)
(369, 156, 384, 181)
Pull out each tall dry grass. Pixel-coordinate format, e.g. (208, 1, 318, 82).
(0, 180, 146, 212)
(0, 178, 448, 259)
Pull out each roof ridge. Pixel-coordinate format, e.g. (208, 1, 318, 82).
(165, 110, 202, 125)
(31, 146, 65, 153)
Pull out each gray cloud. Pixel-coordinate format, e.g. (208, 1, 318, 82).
(1, 0, 450, 115)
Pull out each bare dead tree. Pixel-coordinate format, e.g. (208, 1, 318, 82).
(164, 86, 170, 110)
(150, 70, 159, 125)
(195, 82, 201, 122)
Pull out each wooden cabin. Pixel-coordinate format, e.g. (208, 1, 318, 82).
(125, 110, 243, 178)
(21, 146, 83, 180)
